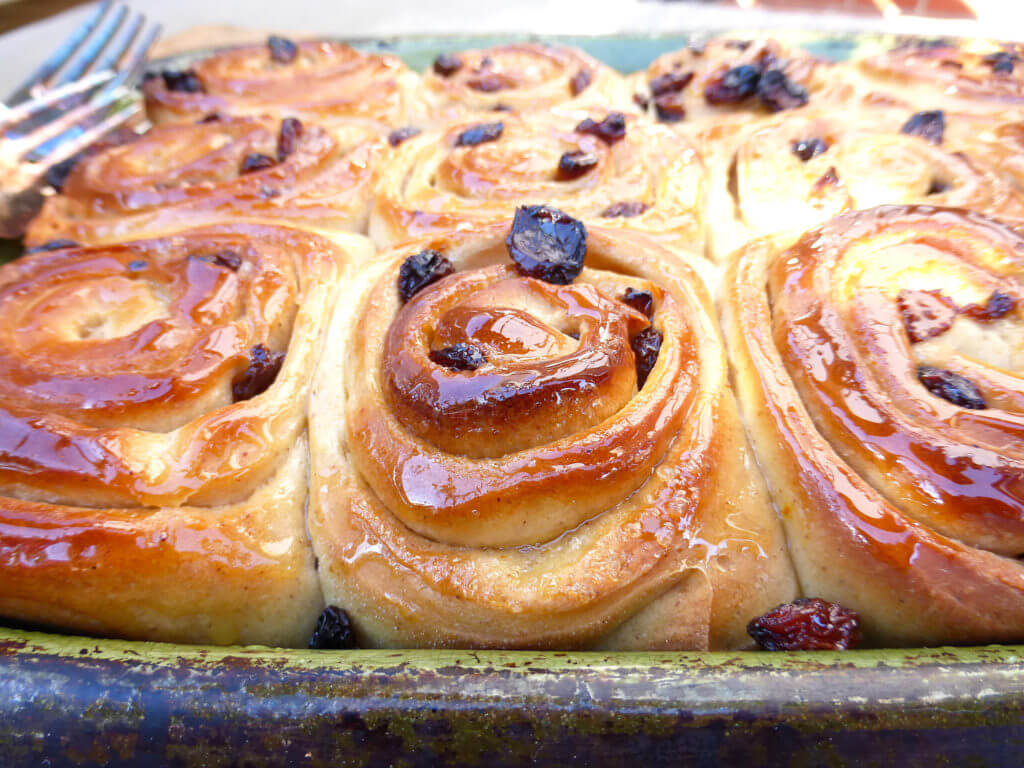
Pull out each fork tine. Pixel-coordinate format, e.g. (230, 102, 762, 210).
(23, 90, 140, 166)
(17, 87, 126, 160)
(53, 4, 128, 88)
(104, 19, 161, 92)
(0, 70, 114, 131)
(93, 12, 143, 75)
(4, 0, 114, 106)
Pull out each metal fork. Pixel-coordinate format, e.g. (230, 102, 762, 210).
(0, 2, 161, 238)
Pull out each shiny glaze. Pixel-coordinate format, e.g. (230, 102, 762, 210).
(26, 116, 380, 247)
(770, 206, 1024, 553)
(344, 227, 717, 549)
(384, 266, 650, 458)
(0, 224, 337, 508)
(374, 109, 706, 255)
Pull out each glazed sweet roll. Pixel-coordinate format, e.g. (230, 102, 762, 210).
(421, 43, 632, 118)
(704, 111, 1024, 260)
(144, 37, 423, 141)
(371, 108, 712, 282)
(25, 115, 382, 247)
(0, 224, 373, 645)
(849, 40, 1024, 117)
(725, 205, 1024, 646)
(633, 37, 842, 129)
(308, 207, 796, 649)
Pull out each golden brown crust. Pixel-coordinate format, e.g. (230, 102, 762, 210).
(26, 115, 382, 247)
(0, 223, 375, 645)
(143, 41, 424, 141)
(370, 108, 712, 280)
(308, 221, 796, 649)
(724, 205, 1024, 646)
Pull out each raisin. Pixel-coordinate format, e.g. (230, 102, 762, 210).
(984, 51, 1018, 74)
(748, 598, 862, 651)
(467, 73, 505, 92)
(570, 68, 592, 96)
(198, 112, 223, 123)
(654, 93, 687, 123)
(45, 155, 80, 192)
(649, 70, 694, 97)
(25, 238, 79, 254)
(917, 365, 987, 409)
(192, 249, 243, 272)
(575, 112, 627, 145)
(161, 69, 203, 93)
(308, 606, 357, 650)
(429, 343, 486, 371)
(898, 289, 957, 343)
(276, 117, 303, 161)
(388, 126, 421, 146)
(621, 288, 654, 319)
(704, 65, 760, 105)
(398, 249, 455, 302)
(812, 166, 840, 193)
(601, 201, 649, 218)
(901, 110, 945, 144)
(631, 325, 662, 389)
(267, 35, 298, 64)
(240, 153, 277, 174)
(556, 150, 599, 180)
(506, 205, 587, 285)
(757, 69, 809, 111)
(433, 53, 463, 77)
(127, 260, 148, 272)
(454, 121, 503, 147)
(962, 290, 1016, 322)
(492, 103, 512, 112)
(926, 178, 951, 195)
(632, 92, 650, 110)
(232, 344, 286, 402)
(792, 137, 828, 162)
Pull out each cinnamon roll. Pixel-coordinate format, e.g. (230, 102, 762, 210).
(308, 209, 796, 649)
(370, 108, 711, 280)
(850, 40, 1024, 116)
(704, 111, 1024, 260)
(0, 223, 373, 645)
(422, 43, 632, 118)
(25, 115, 383, 247)
(634, 37, 843, 129)
(725, 205, 1024, 645)
(143, 38, 422, 141)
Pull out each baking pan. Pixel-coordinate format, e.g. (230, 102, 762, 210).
(2, 31, 1023, 767)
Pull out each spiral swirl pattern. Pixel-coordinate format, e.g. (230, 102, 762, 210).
(0, 223, 373, 645)
(371, 109, 708, 267)
(26, 115, 383, 247)
(143, 41, 423, 140)
(308, 221, 795, 649)
(421, 43, 631, 117)
(726, 205, 1024, 645)
(851, 41, 1024, 115)
(704, 111, 1024, 260)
